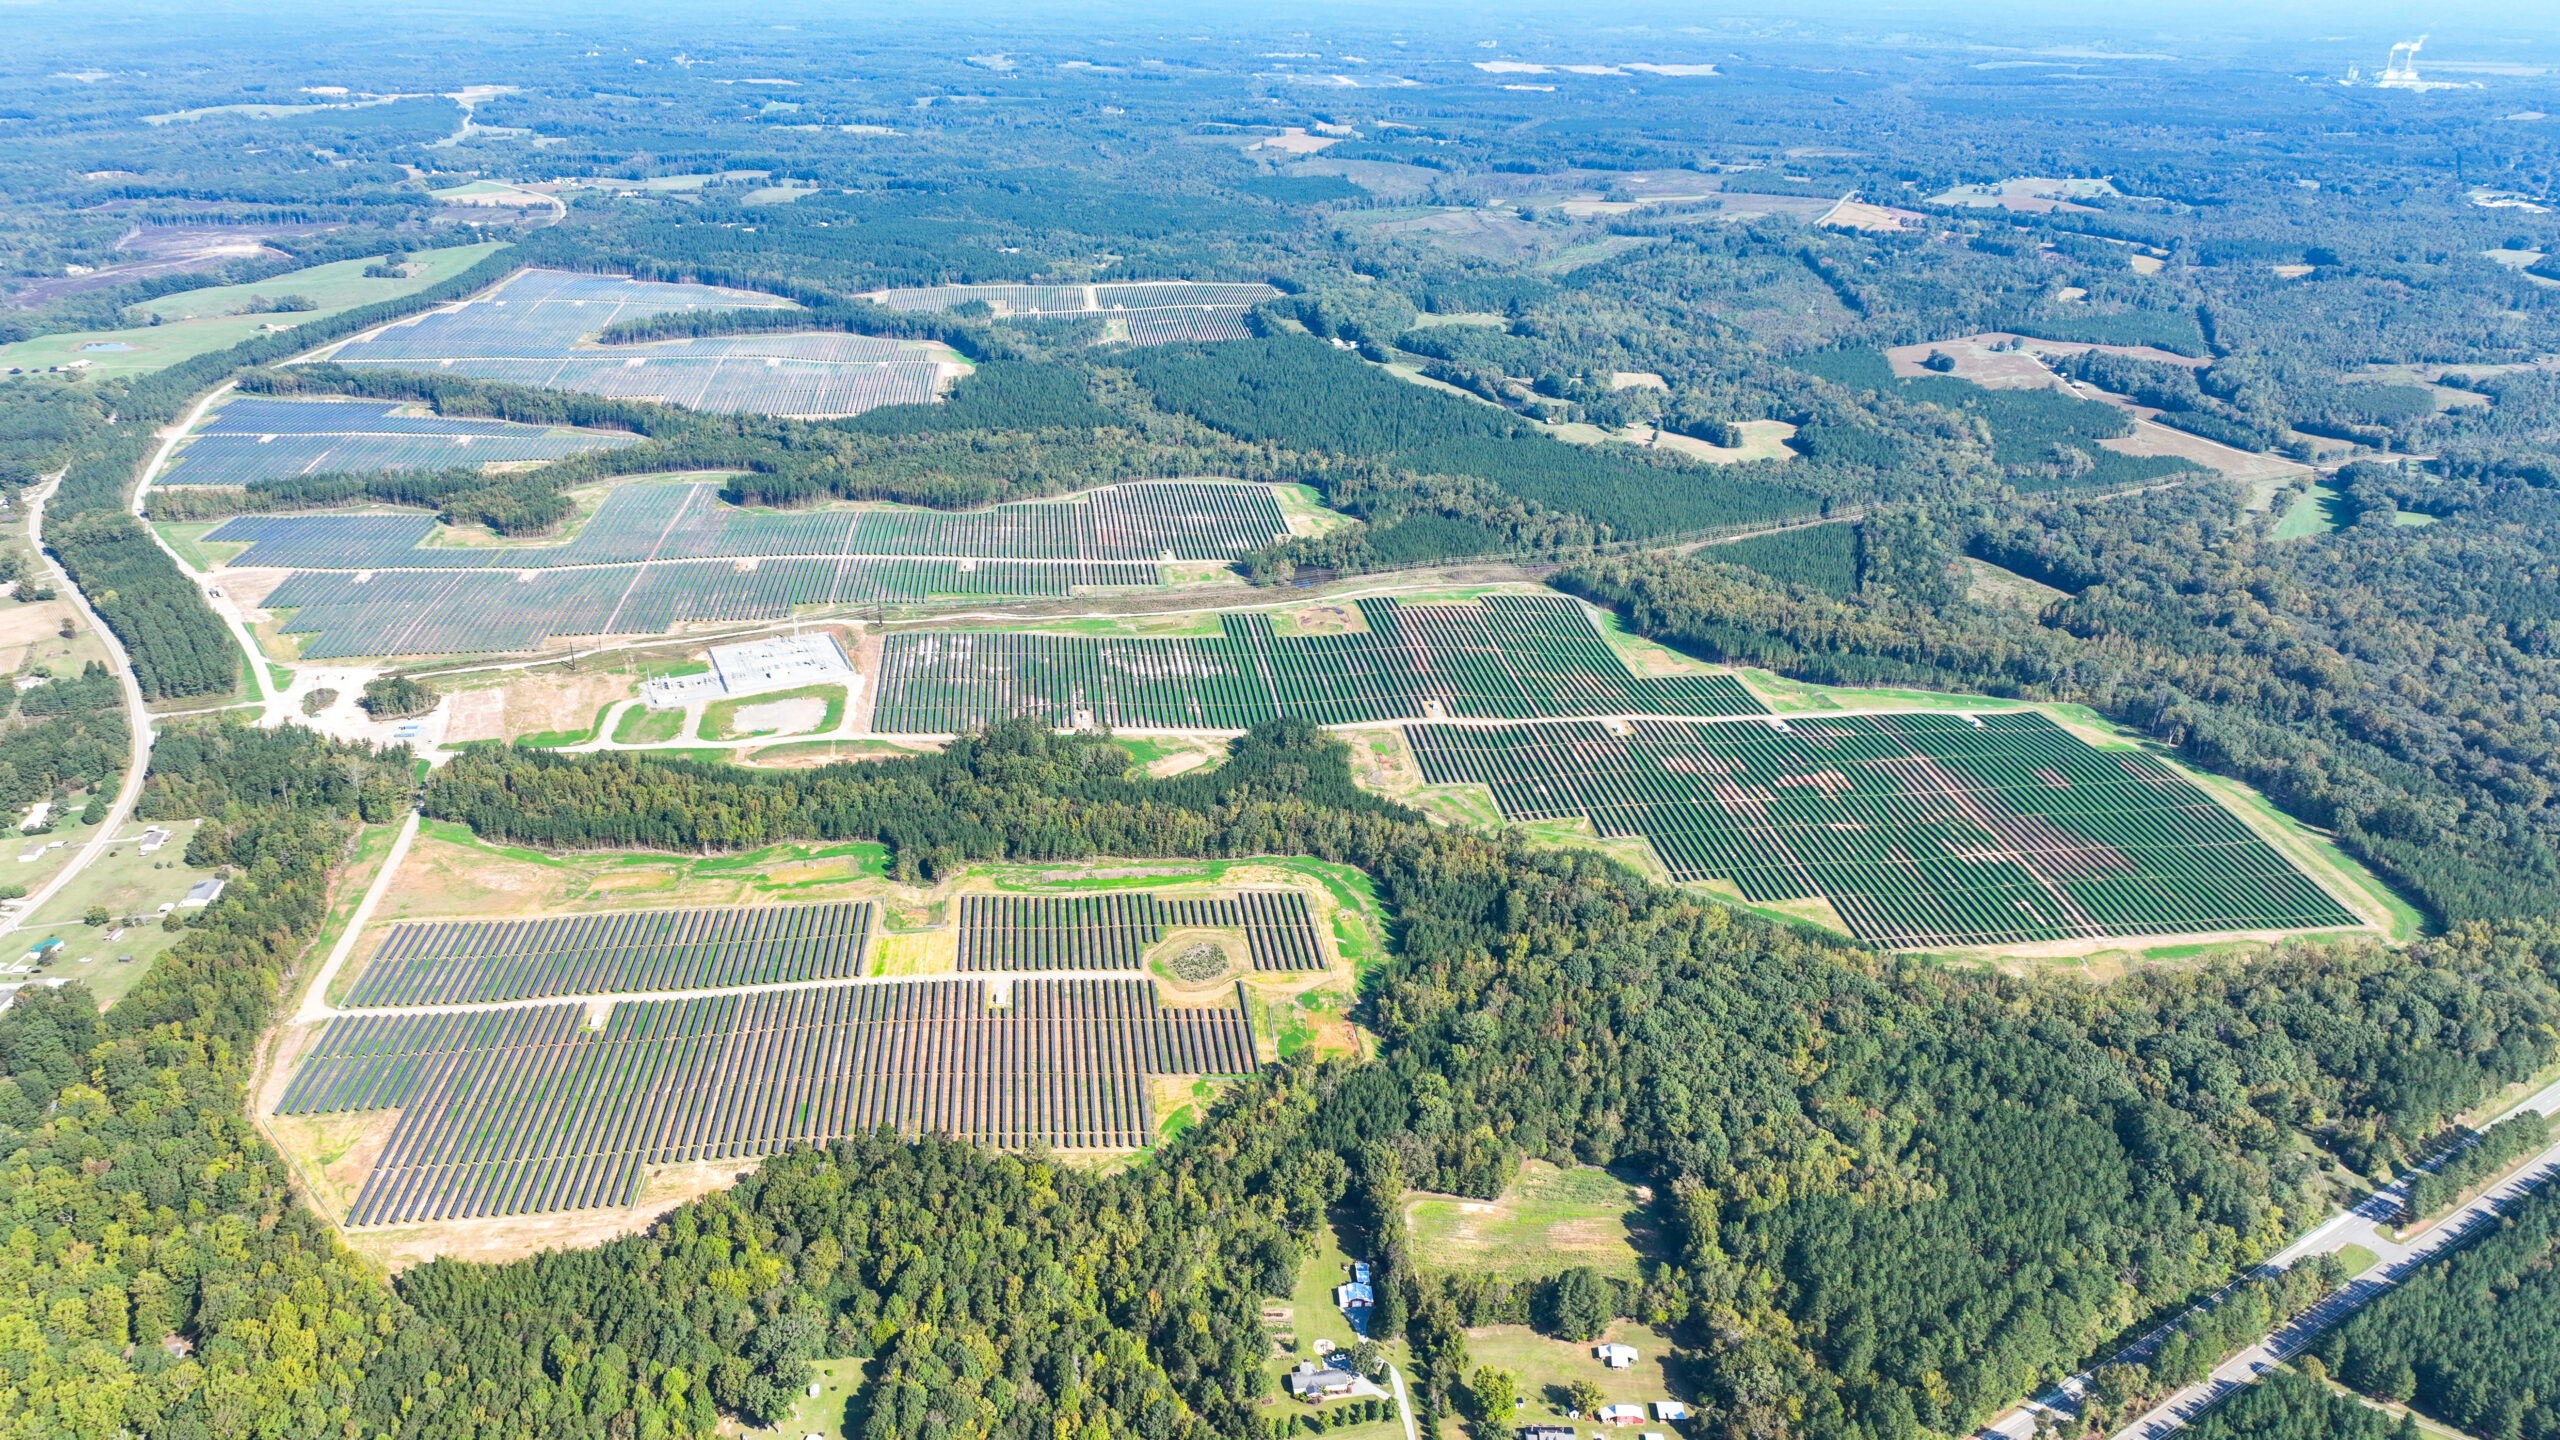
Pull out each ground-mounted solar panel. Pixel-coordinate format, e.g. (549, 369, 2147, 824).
(282, 976, 1262, 1223)
(1404, 710, 2367, 950)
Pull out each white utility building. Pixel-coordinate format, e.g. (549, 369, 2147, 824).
(641, 632, 858, 710)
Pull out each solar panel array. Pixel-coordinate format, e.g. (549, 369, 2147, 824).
(873, 594, 1770, 733)
(955, 889, 1325, 972)
(209, 481, 1287, 570)
(323, 267, 947, 418)
(260, 558, 1159, 659)
(280, 977, 1262, 1223)
(1406, 711, 2365, 950)
(157, 397, 640, 487)
(211, 481, 1286, 657)
(347, 902, 875, 1006)
(859, 281, 1276, 347)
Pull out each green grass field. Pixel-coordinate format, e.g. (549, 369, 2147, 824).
(1406, 1161, 1653, 1281)
(0, 244, 504, 379)
(746, 738, 928, 764)
(745, 1356, 872, 1440)
(8, 819, 207, 1010)
(702, 684, 847, 740)
(1460, 1322, 1687, 1425)
(2271, 482, 2346, 539)
(518, 703, 617, 749)
(611, 705, 685, 745)
(153, 521, 254, 572)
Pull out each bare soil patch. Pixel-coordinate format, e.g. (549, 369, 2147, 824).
(273, 1110, 402, 1221)
(440, 668, 632, 743)
(374, 830, 572, 925)
(215, 567, 293, 609)
(347, 1160, 759, 1272)
(2101, 416, 2309, 486)
(1282, 603, 1363, 636)
(0, 597, 80, 656)
(727, 695, 827, 736)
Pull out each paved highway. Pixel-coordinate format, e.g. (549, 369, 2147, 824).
(1976, 1073, 2560, 1440)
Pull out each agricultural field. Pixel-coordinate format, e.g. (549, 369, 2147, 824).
(860, 280, 1277, 346)
(154, 395, 640, 486)
(0, 244, 505, 379)
(344, 900, 876, 1005)
(872, 593, 1767, 733)
(1406, 710, 2367, 950)
(205, 481, 1286, 658)
(954, 889, 1325, 972)
(280, 976, 1261, 1225)
(320, 267, 959, 417)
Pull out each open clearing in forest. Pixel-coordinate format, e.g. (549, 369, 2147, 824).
(1406, 1161, 1655, 1281)
(1461, 1322, 1691, 1425)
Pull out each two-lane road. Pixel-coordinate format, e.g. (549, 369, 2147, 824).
(1976, 1074, 2560, 1440)
(7, 477, 155, 939)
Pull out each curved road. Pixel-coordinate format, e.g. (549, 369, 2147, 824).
(9, 476, 157, 936)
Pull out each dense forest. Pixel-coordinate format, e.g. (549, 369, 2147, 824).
(0, 9, 2556, 1440)
(2315, 1183, 2560, 1440)
(0, 724, 414, 1439)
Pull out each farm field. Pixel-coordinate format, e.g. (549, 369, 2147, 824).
(872, 593, 1767, 733)
(1404, 1161, 1654, 1282)
(0, 245, 504, 379)
(206, 481, 1287, 658)
(280, 976, 1262, 1224)
(1405, 710, 2367, 950)
(156, 395, 640, 486)
(320, 267, 959, 417)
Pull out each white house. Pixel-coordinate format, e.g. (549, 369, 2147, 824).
(1284, 1361, 1361, 1401)
(1597, 1404, 1645, 1426)
(1595, 1342, 1638, 1369)
(1650, 1402, 1689, 1421)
